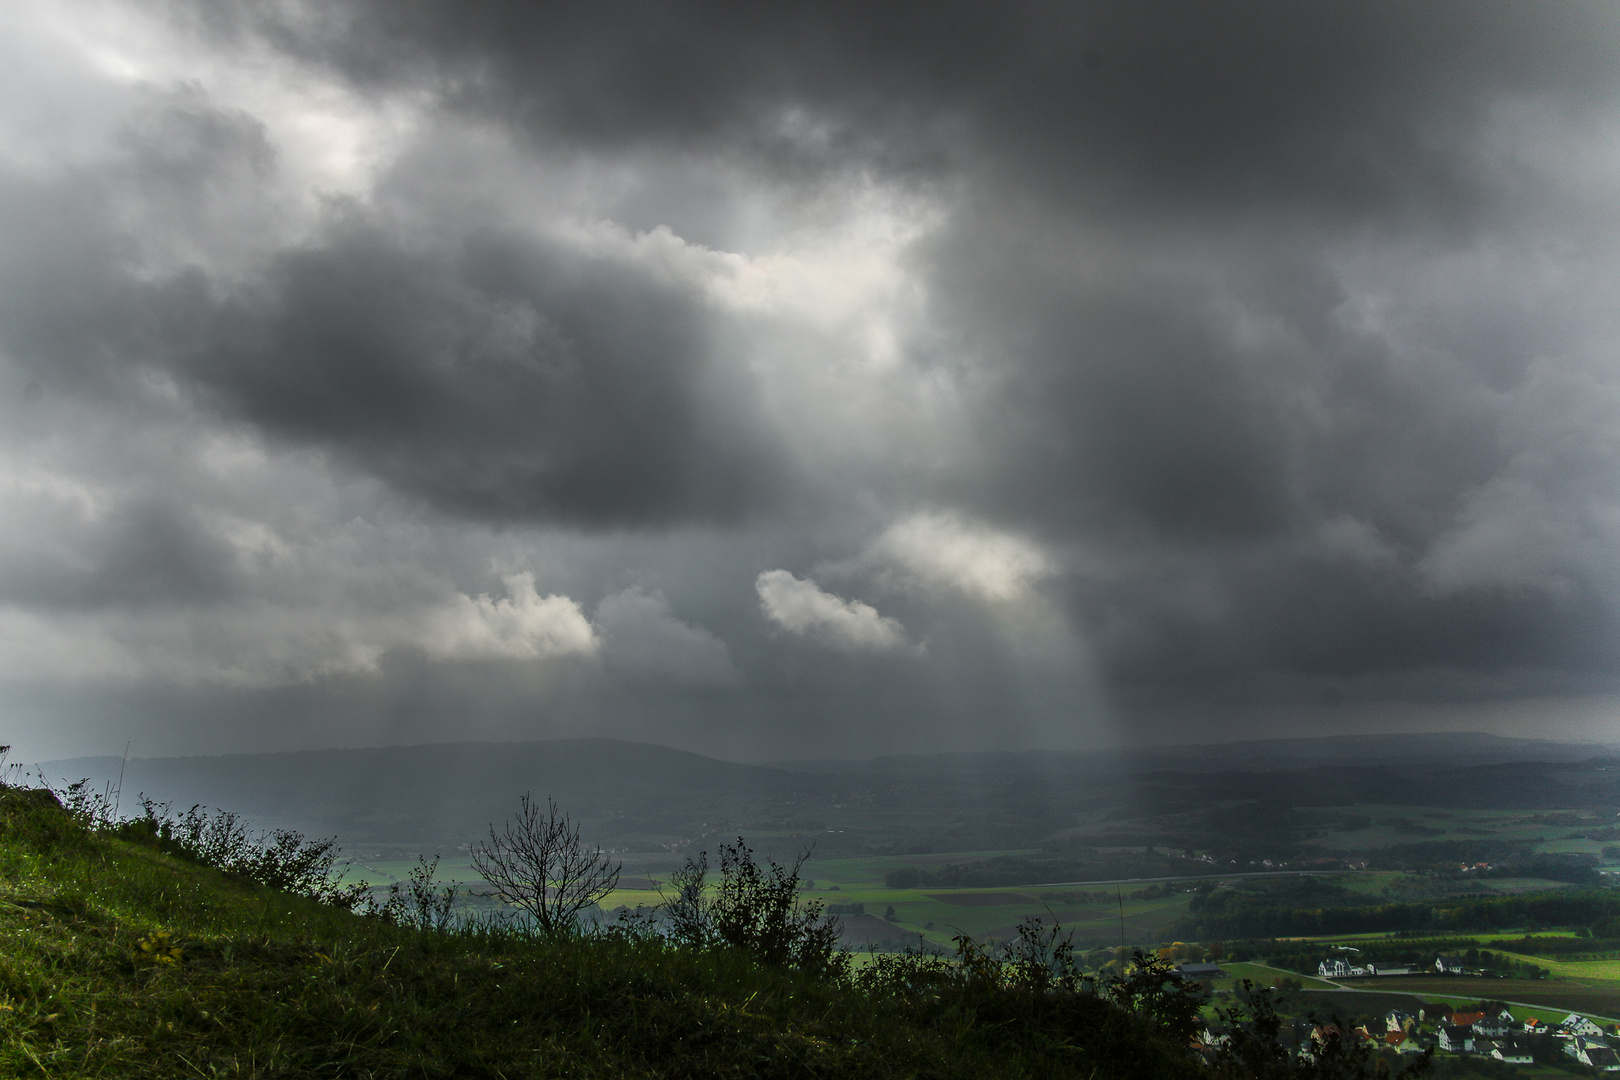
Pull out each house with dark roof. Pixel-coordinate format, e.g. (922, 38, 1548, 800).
(1176, 962, 1226, 980)
(1491, 1036, 1534, 1064)
(1439, 1025, 1474, 1053)
(1572, 1036, 1620, 1071)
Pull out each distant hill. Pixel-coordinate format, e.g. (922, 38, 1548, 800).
(775, 730, 1620, 775)
(40, 738, 804, 848)
(37, 729, 1620, 857)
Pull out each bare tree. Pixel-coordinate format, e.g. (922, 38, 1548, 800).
(472, 794, 620, 935)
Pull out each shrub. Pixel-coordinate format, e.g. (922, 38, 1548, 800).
(1106, 950, 1207, 1047)
(133, 797, 366, 908)
(662, 837, 847, 978)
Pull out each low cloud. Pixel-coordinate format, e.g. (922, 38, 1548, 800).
(595, 586, 738, 686)
(0, 569, 597, 687)
(844, 512, 1053, 602)
(421, 572, 597, 661)
(755, 569, 916, 653)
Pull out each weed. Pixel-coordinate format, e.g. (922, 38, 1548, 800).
(369, 854, 460, 931)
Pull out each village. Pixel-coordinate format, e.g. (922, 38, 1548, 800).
(1177, 953, 1620, 1070)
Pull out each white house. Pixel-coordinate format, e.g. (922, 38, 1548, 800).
(1491, 1036, 1533, 1064)
(1572, 1036, 1620, 1071)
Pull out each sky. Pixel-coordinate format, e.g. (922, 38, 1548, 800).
(5, 0, 1620, 762)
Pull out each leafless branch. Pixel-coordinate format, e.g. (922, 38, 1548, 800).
(471, 794, 620, 935)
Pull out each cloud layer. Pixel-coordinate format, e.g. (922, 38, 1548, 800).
(4, 0, 1620, 759)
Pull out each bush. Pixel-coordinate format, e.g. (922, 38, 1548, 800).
(663, 837, 847, 978)
(132, 797, 366, 908)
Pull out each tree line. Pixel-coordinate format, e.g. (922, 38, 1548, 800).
(1170, 889, 1620, 941)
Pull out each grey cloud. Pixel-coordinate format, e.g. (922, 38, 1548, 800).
(595, 587, 739, 686)
(6, 0, 1620, 761)
(0, 122, 797, 528)
(0, 89, 276, 405)
(186, 221, 791, 525)
(73, 498, 237, 609)
(0, 494, 236, 611)
(190, 1, 1620, 226)
(116, 85, 275, 215)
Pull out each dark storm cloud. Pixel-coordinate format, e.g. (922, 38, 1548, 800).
(0, 90, 792, 528)
(128, 1, 1620, 701)
(187, 221, 790, 525)
(0, 88, 272, 404)
(1071, 544, 1620, 692)
(932, 250, 1303, 541)
(190, 0, 1618, 221)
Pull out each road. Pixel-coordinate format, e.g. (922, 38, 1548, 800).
(1030, 868, 1342, 888)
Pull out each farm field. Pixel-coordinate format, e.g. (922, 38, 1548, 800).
(350, 823, 1620, 959)
(1340, 975, 1620, 1020)
(347, 850, 1206, 947)
(1500, 953, 1620, 982)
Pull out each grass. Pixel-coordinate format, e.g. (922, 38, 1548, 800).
(0, 785, 1208, 1079)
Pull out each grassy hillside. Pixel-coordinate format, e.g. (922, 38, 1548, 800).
(0, 783, 1212, 1079)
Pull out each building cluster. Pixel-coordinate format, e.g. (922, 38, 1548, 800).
(1200, 999, 1620, 1069)
(1315, 954, 1485, 979)
(1314, 957, 1416, 978)
(1372, 1006, 1619, 1068)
